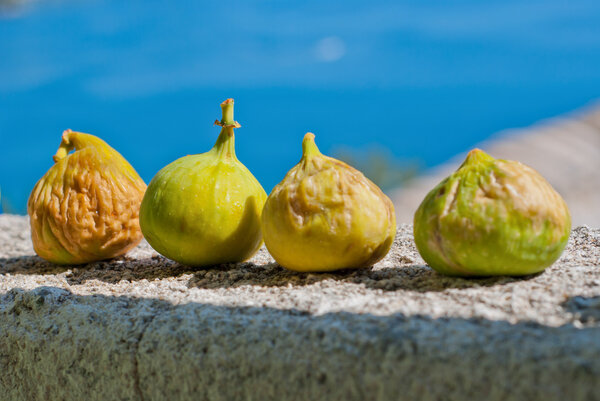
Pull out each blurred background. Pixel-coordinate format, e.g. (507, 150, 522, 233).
(1, 0, 599, 224)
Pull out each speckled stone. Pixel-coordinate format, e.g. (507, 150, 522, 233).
(1, 214, 599, 400)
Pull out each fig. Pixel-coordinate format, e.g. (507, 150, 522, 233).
(28, 129, 146, 264)
(413, 149, 571, 276)
(139, 98, 267, 266)
(261, 133, 396, 272)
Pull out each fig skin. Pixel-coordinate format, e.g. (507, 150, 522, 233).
(413, 149, 571, 277)
(261, 133, 396, 272)
(28, 129, 147, 265)
(139, 99, 267, 267)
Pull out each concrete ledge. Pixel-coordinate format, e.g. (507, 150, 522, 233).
(1, 215, 600, 400)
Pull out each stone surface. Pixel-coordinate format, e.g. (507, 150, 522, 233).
(1, 214, 600, 400)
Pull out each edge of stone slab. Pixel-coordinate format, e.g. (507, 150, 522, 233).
(1, 285, 599, 401)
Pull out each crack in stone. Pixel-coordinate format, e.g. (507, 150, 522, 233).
(132, 305, 165, 401)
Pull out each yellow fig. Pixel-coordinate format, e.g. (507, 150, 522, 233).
(261, 133, 396, 272)
(28, 130, 146, 264)
(139, 99, 267, 266)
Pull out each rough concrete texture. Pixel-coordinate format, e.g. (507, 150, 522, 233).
(1, 214, 599, 400)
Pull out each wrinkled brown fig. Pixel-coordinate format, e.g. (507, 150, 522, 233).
(28, 129, 147, 264)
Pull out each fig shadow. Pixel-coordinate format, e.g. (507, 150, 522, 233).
(0, 254, 539, 291)
(0, 255, 70, 276)
(185, 261, 537, 292)
(0, 254, 196, 285)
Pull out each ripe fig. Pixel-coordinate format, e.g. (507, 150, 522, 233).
(413, 149, 571, 276)
(139, 99, 267, 266)
(261, 133, 396, 272)
(28, 130, 146, 264)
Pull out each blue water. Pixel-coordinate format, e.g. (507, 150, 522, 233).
(2, 0, 600, 213)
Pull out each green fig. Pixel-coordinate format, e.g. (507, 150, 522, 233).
(413, 149, 571, 276)
(261, 133, 396, 272)
(139, 99, 267, 266)
(28, 129, 147, 264)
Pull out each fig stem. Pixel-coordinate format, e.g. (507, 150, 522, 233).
(212, 99, 239, 160)
(53, 129, 75, 163)
(214, 98, 241, 128)
(221, 98, 235, 125)
(302, 132, 321, 158)
(460, 148, 494, 168)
